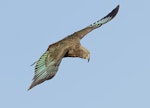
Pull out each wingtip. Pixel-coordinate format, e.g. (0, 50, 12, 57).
(27, 88, 31, 91)
(110, 4, 120, 18)
(116, 4, 120, 12)
(27, 76, 51, 91)
(27, 83, 34, 91)
(27, 80, 39, 91)
(116, 4, 120, 9)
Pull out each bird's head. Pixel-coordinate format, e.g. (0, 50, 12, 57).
(78, 46, 90, 62)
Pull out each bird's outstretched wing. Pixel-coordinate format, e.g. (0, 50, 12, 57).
(28, 46, 68, 90)
(70, 5, 119, 39)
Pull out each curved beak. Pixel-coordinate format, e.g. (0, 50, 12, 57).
(88, 57, 90, 62)
(86, 54, 90, 62)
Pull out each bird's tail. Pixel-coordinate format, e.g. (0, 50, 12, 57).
(89, 5, 119, 29)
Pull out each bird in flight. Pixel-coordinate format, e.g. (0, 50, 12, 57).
(28, 5, 120, 90)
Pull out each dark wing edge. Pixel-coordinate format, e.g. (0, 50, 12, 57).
(89, 5, 120, 29)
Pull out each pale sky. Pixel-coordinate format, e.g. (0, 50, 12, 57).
(0, 0, 150, 108)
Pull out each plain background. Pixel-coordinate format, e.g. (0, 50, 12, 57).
(0, 0, 150, 108)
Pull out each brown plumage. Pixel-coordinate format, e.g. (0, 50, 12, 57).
(28, 5, 120, 90)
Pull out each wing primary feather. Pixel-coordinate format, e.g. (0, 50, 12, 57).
(89, 5, 119, 29)
(28, 51, 50, 90)
(28, 48, 66, 90)
(30, 61, 37, 66)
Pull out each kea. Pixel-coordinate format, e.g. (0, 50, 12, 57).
(28, 5, 119, 90)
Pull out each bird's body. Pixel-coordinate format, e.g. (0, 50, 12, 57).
(28, 5, 120, 90)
